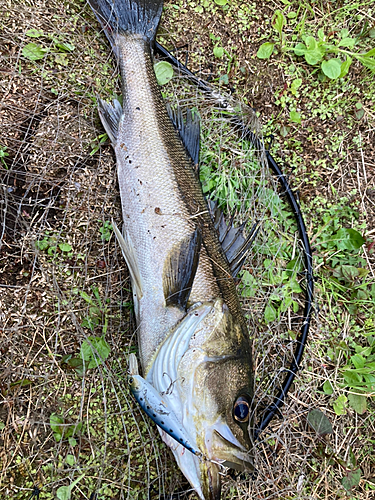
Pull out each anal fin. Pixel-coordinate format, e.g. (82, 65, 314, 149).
(163, 228, 201, 310)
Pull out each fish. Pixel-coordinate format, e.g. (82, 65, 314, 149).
(87, 0, 254, 498)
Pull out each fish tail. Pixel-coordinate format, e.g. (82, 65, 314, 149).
(88, 0, 164, 44)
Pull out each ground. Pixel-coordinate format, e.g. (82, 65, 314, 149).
(0, 0, 374, 499)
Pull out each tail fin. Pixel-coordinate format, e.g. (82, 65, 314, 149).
(88, 0, 163, 43)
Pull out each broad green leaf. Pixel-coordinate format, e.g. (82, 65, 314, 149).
(80, 336, 111, 369)
(289, 277, 302, 293)
(321, 59, 342, 79)
(56, 474, 85, 500)
(338, 37, 356, 48)
(351, 354, 365, 369)
(341, 469, 361, 493)
(57, 486, 71, 500)
(54, 41, 75, 52)
(264, 304, 277, 323)
(68, 437, 77, 447)
(272, 10, 285, 36)
(22, 42, 48, 61)
(342, 370, 362, 386)
(154, 61, 173, 86)
(340, 56, 352, 78)
(35, 239, 49, 251)
(219, 74, 229, 84)
(214, 0, 228, 5)
(64, 422, 82, 438)
(290, 110, 301, 124)
(348, 394, 367, 414)
(59, 242, 72, 252)
(305, 50, 324, 65)
(356, 289, 368, 300)
(362, 48, 375, 57)
(355, 53, 375, 72)
(303, 37, 325, 65)
(341, 264, 359, 281)
(323, 380, 333, 395)
(294, 42, 306, 56)
(332, 228, 365, 250)
(290, 78, 302, 92)
(50, 414, 64, 441)
(340, 28, 349, 39)
(257, 42, 274, 59)
(332, 395, 347, 415)
(26, 29, 44, 38)
(66, 454, 75, 466)
(304, 36, 317, 50)
(213, 46, 224, 58)
(307, 409, 333, 436)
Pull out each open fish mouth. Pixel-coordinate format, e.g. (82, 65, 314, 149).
(209, 429, 253, 471)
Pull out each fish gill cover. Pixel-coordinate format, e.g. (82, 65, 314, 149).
(0, 0, 374, 499)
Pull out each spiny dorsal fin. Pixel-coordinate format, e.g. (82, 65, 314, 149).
(167, 105, 200, 169)
(97, 98, 122, 146)
(208, 200, 258, 277)
(163, 227, 202, 309)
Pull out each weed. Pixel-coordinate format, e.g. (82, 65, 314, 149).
(90, 133, 108, 155)
(257, 9, 375, 80)
(98, 220, 113, 242)
(0, 145, 9, 167)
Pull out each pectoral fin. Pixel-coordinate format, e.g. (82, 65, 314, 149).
(163, 228, 201, 309)
(112, 221, 143, 300)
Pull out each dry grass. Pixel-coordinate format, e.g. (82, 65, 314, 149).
(1, 0, 374, 499)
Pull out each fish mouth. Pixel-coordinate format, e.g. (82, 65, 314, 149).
(205, 425, 254, 472)
(198, 427, 253, 500)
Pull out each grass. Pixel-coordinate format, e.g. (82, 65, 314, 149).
(0, 0, 374, 499)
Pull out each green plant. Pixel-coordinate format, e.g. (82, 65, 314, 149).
(50, 413, 83, 443)
(257, 10, 375, 80)
(0, 145, 9, 167)
(90, 133, 108, 155)
(22, 29, 75, 66)
(56, 474, 85, 500)
(98, 220, 113, 242)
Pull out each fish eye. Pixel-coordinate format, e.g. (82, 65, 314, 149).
(233, 396, 250, 423)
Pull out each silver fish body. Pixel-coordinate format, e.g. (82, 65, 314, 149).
(88, 1, 254, 498)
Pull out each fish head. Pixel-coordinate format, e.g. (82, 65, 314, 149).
(177, 298, 254, 498)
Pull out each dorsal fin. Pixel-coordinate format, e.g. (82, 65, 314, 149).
(167, 105, 200, 169)
(208, 200, 258, 277)
(163, 228, 202, 309)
